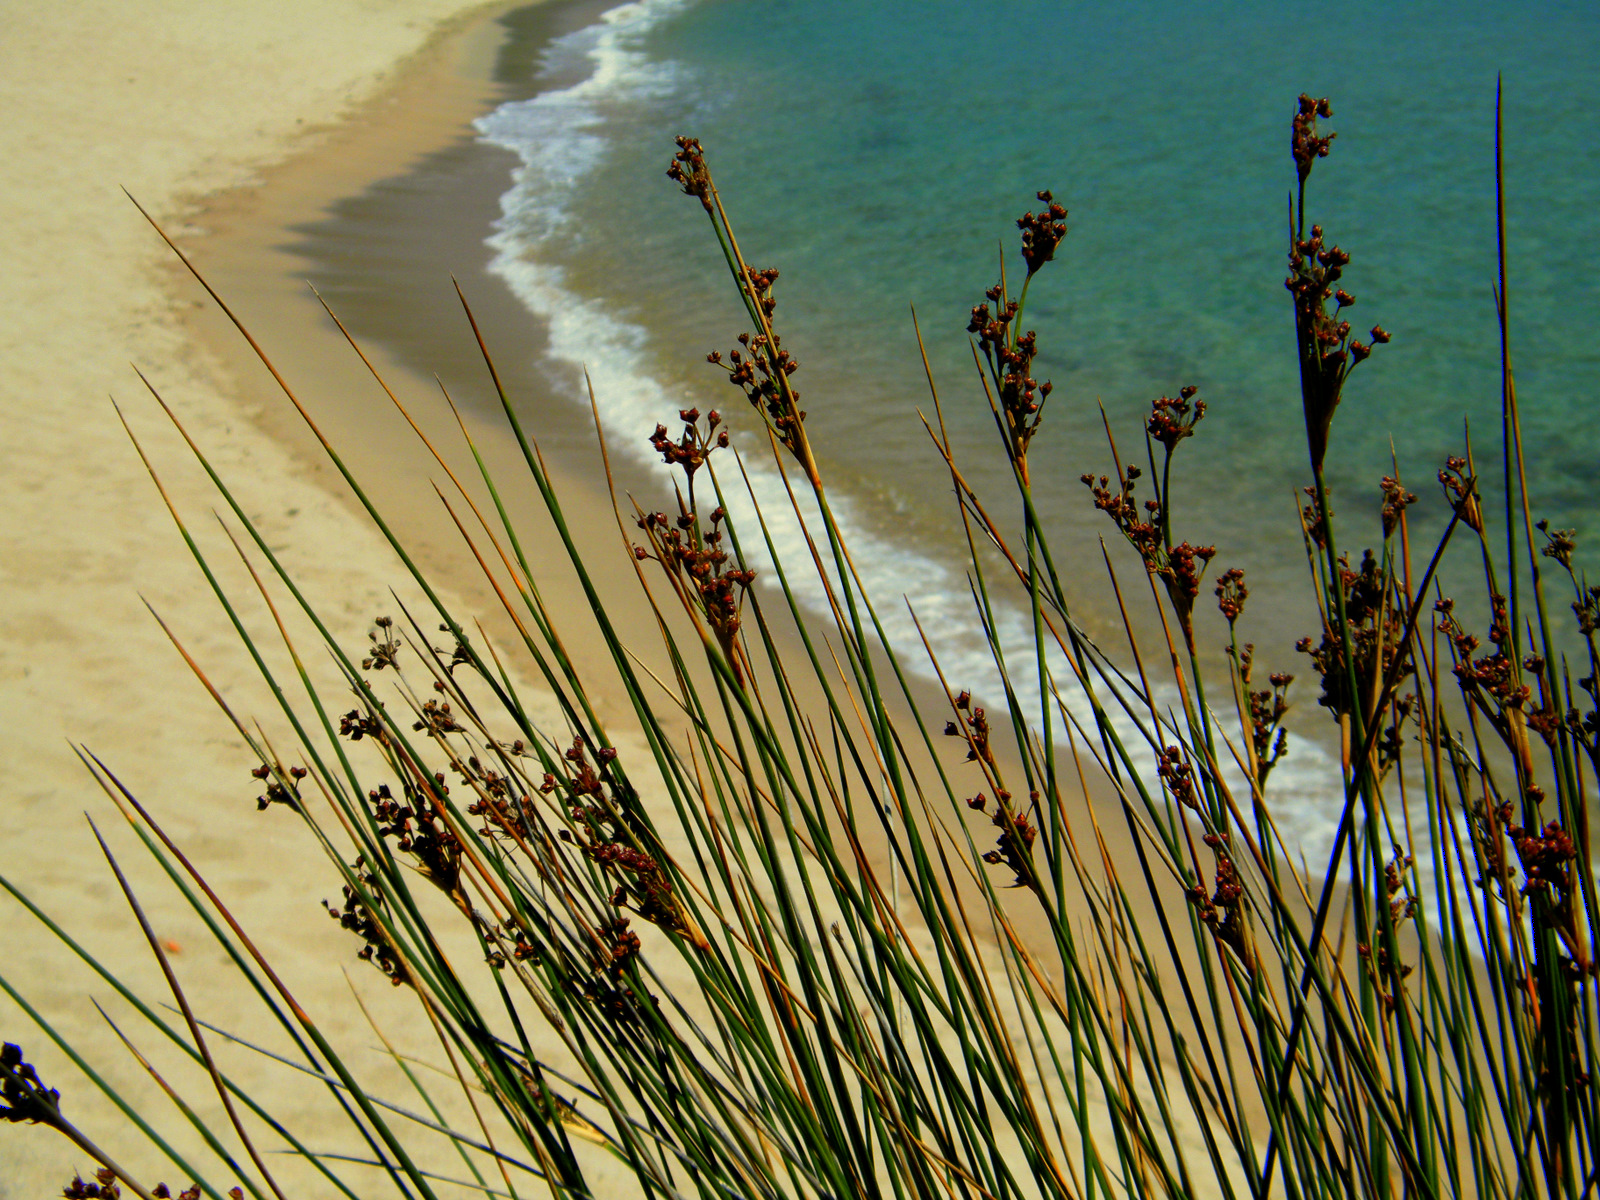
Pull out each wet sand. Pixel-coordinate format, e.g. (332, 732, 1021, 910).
(171, 0, 669, 723)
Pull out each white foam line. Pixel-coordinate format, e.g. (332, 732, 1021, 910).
(472, 0, 1347, 870)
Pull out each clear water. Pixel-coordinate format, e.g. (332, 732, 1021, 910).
(475, 0, 1600, 849)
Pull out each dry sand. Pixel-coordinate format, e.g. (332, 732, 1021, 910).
(0, 2, 610, 1193)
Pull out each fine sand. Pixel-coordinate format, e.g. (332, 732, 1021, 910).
(2, 3, 886, 1194)
(0, 2, 1223, 1195)
(0, 2, 630, 1193)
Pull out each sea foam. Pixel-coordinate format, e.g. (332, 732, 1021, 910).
(474, 0, 1347, 866)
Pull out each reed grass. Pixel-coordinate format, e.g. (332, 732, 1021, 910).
(3, 87, 1595, 1199)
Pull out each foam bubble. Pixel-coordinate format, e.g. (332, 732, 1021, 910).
(473, 0, 1348, 867)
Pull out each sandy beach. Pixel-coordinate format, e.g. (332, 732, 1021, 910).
(0, 2, 1232, 1194)
(1, 3, 925, 1193)
(0, 2, 613, 1192)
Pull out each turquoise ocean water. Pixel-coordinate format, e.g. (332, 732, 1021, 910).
(474, 0, 1600, 850)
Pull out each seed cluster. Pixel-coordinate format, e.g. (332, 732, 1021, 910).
(372, 781, 461, 893)
(1296, 547, 1410, 721)
(1016, 190, 1067, 275)
(963, 190, 1068, 478)
(943, 689, 995, 771)
(1290, 93, 1336, 183)
(249, 762, 305, 811)
(635, 408, 757, 684)
(1, 1042, 57, 1126)
(362, 614, 400, 671)
(63, 1172, 210, 1200)
(1214, 566, 1248, 625)
(324, 855, 410, 987)
(1286, 97, 1389, 474)
(946, 689, 1039, 890)
(1192, 831, 1249, 966)
(554, 738, 697, 947)
(1146, 385, 1205, 452)
(1437, 456, 1484, 534)
(665, 135, 712, 213)
(975, 794, 1038, 889)
(1438, 593, 1532, 716)
(1231, 641, 1293, 790)
(968, 285, 1052, 466)
(1082, 388, 1225, 650)
(708, 309, 805, 457)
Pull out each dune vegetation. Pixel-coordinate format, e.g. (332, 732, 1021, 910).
(2, 90, 1595, 1200)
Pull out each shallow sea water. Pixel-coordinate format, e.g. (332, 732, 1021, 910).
(473, 0, 1600, 849)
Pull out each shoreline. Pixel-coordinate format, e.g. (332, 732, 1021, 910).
(2, 0, 1231, 1190)
(158, 0, 1167, 1055)
(158, 10, 1271, 1170)
(171, 0, 663, 709)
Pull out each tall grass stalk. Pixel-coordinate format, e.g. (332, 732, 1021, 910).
(4, 88, 1595, 1200)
